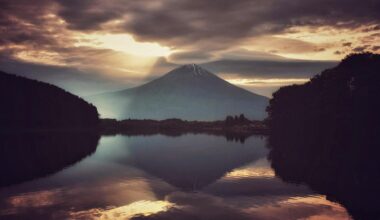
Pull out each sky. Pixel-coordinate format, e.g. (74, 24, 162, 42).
(0, 0, 379, 97)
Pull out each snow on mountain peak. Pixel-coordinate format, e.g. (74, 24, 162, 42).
(181, 64, 208, 76)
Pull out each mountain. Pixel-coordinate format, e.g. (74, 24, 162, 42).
(88, 64, 269, 121)
(0, 71, 99, 130)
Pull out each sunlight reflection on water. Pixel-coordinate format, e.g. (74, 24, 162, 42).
(69, 200, 173, 220)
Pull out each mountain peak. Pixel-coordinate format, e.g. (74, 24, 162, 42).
(176, 64, 209, 76)
(182, 63, 201, 68)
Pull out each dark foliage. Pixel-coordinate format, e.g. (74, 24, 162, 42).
(0, 71, 99, 130)
(266, 53, 380, 219)
(100, 117, 268, 142)
(267, 52, 380, 141)
(225, 114, 250, 126)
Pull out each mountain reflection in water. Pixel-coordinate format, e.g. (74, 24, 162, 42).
(0, 133, 351, 220)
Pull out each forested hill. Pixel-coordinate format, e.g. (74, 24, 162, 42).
(266, 53, 380, 219)
(0, 71, 99, 130)
(267, 52, 380, 140)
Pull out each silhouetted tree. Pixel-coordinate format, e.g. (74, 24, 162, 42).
(225, 114, 251, 126)
(239, 114, 247, 123)
(225, 116, 234, 126)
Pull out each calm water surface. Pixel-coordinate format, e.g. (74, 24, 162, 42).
(0, 134, 351, 219)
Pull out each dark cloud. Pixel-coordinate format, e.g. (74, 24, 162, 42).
(1, 0, 380, 50)
(127, 0, 380, 48)
(353, 46, 369, 52)
(342, 42, 352, 47)
(219, 49, 287, 61)
(1, 0, 379, 53)
(200, 59, 337, 78)
(0, 0, 59, 47)
(56, 0, 125, 30)
(372, 46, 380, 51)
(362, 24, 380, 32)
(315, 48, 326, 52)
(168, 50, 216, 63)
(247, 37, 327, 55)
(50, 0, 380, 46)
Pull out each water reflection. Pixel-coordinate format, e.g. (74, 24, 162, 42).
(0, 133, 351, 220)
(0, 132, 99, 187)
(121, 134, 268, 190)
(268, 130, 380, 220)
(70, 200, 173, 220)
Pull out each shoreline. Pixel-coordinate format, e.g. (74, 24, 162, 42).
(0, 118, 269, 137)
(99, 118, 269, 136)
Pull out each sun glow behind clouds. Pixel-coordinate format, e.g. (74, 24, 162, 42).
(71, 33, 173, 78)
(76, 33, 172, 57)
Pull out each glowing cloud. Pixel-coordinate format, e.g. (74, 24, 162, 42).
(76, 33, 172, 57)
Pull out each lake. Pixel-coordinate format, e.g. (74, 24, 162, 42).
(0, 133, 351, 220)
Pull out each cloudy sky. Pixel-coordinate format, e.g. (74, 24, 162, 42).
(1, 0, 379, 96)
